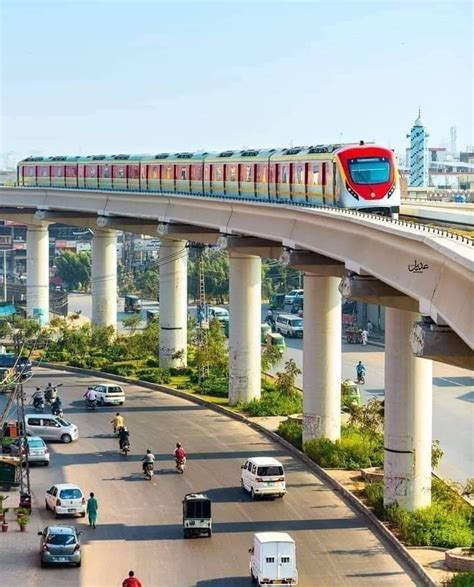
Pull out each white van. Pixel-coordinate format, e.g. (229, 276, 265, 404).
(240, 457, 286, 499)
(208, 307, 229, 323)
(89, 383, 125, 406)
(275, 314, 303, 338)
(249, 532, 298, 586)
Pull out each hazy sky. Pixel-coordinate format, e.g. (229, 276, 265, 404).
(1, 0, 473, 163)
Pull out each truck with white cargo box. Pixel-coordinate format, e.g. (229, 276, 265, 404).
(249, 532, 298, 585)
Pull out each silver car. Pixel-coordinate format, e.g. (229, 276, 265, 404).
(9, 436, 50, 466)
(25, 414, 79, 444)
(38, 525, 82, 567)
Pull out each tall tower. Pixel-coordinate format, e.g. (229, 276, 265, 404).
(450, 126, 457, 155)
(406, 109, 429, 186)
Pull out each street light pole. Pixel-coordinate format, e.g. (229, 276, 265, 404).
(3, 250, 7, 303)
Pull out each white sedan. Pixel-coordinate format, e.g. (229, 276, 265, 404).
(45, 484, 86, 518)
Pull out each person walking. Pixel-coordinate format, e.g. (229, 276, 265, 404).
(122, 570, 142, 586)
(86, 492, 98, 529)
(361, 329, 368, 346)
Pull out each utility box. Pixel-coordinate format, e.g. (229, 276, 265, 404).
(249, 532, 298, 585)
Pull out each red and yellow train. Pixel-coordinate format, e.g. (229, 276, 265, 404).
(18, 141, 400, 216)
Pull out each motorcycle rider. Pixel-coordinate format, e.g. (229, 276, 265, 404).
(32, 387, 45, 410)
(84, 386, 97, 407)
(356, 361, 366, 383)
(51, 396, 63, 416)
(141, 449, 155, 475)
(174, 442, 186, 467)
(118, 426, 130, 451)
(111, 412, 124, 434)
(265, 309, 275, 330)
(45, 382, 56, 403)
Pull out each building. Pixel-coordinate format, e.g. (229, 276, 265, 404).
(406, 110, 429, 187)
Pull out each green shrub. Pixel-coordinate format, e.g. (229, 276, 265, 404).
(68, 357, 90, 368)
(198, 376, 228, 397)
(169, 367, 193, 376)
(101, 363, 137, 377)
(87, 357, 108, 369)
(136, 368, 171, 384)
(145, 358, 160, 368)
(432, 477, 472, 517)
(277, 419, 302, 450)
(390, 503, 472, 549)
(243, 390, 302, 417)
(446, 572, 474, 587)
(364, 482, 386, 518)
(304, 426, 383, 469)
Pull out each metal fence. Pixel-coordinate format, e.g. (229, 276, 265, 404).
(5, 284, 68, 317)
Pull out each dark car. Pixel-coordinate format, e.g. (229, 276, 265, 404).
(38, 525, 82, 567)
(0, 354, 33, 380)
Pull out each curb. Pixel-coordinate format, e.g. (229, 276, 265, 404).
(38, 361, 435, 586)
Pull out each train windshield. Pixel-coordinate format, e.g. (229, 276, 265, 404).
(348, 157, 390, 184)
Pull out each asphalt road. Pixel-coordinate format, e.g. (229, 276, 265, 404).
(68, 294, 473, 485)
(1, 368, 416, 587)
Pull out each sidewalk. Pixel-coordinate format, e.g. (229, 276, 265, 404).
(0, 491, 46, 583)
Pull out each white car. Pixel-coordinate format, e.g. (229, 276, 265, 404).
(89, 382, 125, 406)
(45, 484, 86, 518)
(284, 289, 303, 305)
(241, 456, 286, 499)
(9, 436, 50, 466)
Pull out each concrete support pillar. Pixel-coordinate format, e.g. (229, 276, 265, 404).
(158, 238, 188, 369)
(384, 308, 433, 511)
(26, 224, 50, 325)
(228, 253, 261, 405)
(302, 275, 342, 443)
(91, 229, 117, 328)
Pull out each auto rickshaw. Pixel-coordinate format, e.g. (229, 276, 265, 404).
(266, 332, 286, 355)
(261, 323, 272, 344)
(270, 293, 285, 310)
(182, 493, 212, 538)
(146, 309, 159, 324)
(124, 294, 142, 313)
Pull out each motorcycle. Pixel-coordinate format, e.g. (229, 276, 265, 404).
(144, 462, 154, 480)
(51, 405, 63, 417)
(85, 398, 97, 410)
(121, 441, 130, 456)
(176, 457, 186, 474)
(356, 373, 366, 385)
(33, 397, 44, 412)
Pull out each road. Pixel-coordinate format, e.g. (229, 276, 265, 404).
(1, 368, 417, 586)
(68, 293, 473, 485)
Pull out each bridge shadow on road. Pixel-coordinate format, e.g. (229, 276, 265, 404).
(81, 517, 364, 542)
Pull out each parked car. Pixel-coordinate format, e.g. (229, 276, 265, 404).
(9, 436, 50, 466)
(275, 314, 304, 337)
(0, 354, 33, 380)
(249, 532, 297, 586)
(38, 525, 83, 567)
(240, 456, 286, 499)
(208, 306, 229, 323)
(284, 289, 303, 305)
(45, 484, 86, 518)
(25, 414, 79, 444)
(88, 383, 125, 406)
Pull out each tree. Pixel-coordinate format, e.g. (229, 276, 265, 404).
(261, 344, 283, 372)
(55, 251, 91, 291)
(275, 359, 301, 396)
(193, 318, 228, 377)
(122, 314, 142, 334)
(11, 317, 42, 353)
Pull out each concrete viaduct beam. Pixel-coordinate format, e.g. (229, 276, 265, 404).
(281, 250, 345, 277)
(339, 274, 419, 311)
(410, 320, 474, 371)
(218, 235, 283, 258)
(157, 222, 220, 245)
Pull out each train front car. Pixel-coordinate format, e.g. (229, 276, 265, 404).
(335, 144, 400, 217)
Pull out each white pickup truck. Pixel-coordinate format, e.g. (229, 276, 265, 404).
(249, 532, 298, 586)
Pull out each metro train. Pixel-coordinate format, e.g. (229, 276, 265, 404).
(18, 141, 400, 216)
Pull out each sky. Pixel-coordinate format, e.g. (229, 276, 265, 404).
(1, 0, 473, 165)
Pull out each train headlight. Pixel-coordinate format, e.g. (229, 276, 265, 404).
(345, 182, 359, 200)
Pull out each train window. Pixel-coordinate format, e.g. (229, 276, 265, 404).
(229, 166, 236, 182)
(215, 166, 223, 181)
(100, 166, 110, 178)
(296, 166, 303, 184)
(312, 164, 320, 185)
(66, 166, 77, 178)
(41, 167, 49, 177)
(151, 166, 159, 179)
(28, 166, 36, 177)
(180, 166, 187, 180)
(54, 167, 62, 177)
(165, 165, 172, 180)
(281, 166, 288, 183)
(245, 166, 252, 182)
(118, 167, 124, 178)
(87, 166, 97, 177)
(129, 165, 139, 179)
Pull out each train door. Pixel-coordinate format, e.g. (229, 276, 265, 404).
(269, 163, 276, 200)
(321, 162, 327, 205)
